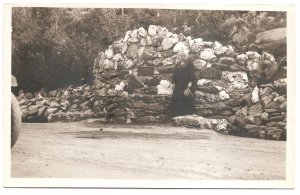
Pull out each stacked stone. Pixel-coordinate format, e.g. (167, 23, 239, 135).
(17, 84, 94, 122)
(92, 25, 286, 140)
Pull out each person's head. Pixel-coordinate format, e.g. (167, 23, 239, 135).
(175, 52, 189, 67)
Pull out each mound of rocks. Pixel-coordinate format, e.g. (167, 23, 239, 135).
(92, 25, 286, 140)
(17, 84, 94, 122)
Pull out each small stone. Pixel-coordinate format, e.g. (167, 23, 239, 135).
(199, 67, 222, 79)
(267, 116, 285, 122)
(248, 103, 263, 117)
(124, 59, 135, 69)
(38, 106, 47, 117)
(219, 57, 235, 65)
(237, 54, 248, 65)
(251, 86, 260, 103)
(200, 48, 216, 61)
(246, 51, 261, 59)
(28, 105, 39, 115)
(219, 90, 230, 100)
(235, 106, 248, 118)
(148, 25, 157, 36)
(173, 42, 190, 55)
(193, 59, 207, 70)
(138, 27, 147, 37)
(105, 48, 114, 59)
(49, 101, 60, 108)
(126, 44, 139, 59)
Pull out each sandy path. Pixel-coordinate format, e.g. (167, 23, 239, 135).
(11, 122, 286, 180)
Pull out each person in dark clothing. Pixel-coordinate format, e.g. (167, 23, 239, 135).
(169, 53, 196, 117)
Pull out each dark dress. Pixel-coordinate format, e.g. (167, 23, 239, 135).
(169, 62, 195, 116)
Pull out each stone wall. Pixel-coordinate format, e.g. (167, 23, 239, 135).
(17, 85, 94, 122)
(92, 25, 287, 140)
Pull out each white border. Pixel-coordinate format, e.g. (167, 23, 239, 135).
(2, 2, 296, 189)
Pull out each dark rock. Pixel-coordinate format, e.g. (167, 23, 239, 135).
(227, 115, 237, 124)
(199, 67, 222, 79)
(143, 46, 158, 60)
(160, 50, 173, 58)
(126, 44, 139, 59)
(196, 86, 219, 94)
(38, 106, 47, 117)
(157, 65, 176, 74)
(267, 116, 285, 122)
(248, 103, 263, 117)
(264, 101, 281, 109)
(219, 57, 235, 65)
(28, 105, 39, 115)
(235, 116, 247, 127)
(211, 63, 230, 71)
(264, 108, 279, 113)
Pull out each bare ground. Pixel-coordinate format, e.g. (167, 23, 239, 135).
(11, 122, 286, 180)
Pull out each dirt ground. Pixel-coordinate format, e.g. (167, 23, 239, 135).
(11, 122, 286, 180)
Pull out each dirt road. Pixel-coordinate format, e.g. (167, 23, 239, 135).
(11, 122, 286, 180)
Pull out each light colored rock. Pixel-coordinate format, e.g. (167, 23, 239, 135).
(261, 112, 269, 121)
(173, 41, 190, 54)
(121, 43, 128, 54)
(190, 42, 203, 53)
(148, 25, 158, 36)
(140, 38, 147, 46)
(247, 59, 261, 71)
(237, 54, 248, 65)
(124, 30, 131, 42)
(194, 38, 203, 43)
(112, 53, 124, 62)
(161, 38, 174, 50)
(138, 27, 147, 37)
(157, 26, 169, 37)
(221, 71, 249, 92)
(251, 86, 260, 103)
(115, 81, 126, 92)
(200, 48, 216, 61)
(131, 29, 138, 38)
(225, 46, 235, 56)
(246, 51, 261, 59)
(146, 36, 153, 45)
(172, 115, 228, 132)
(219, 90, 230, 100)
(137, 47, 145, 59)
(197, 79, 212, 86)
(162, 57, 174, 66)
(103, 59, 114, 69)
(161, 37, 179, 50)
(157, 80, 173, 95)
(213, 41, 227, 55)
(125, 59, 135, 69)
(193, 59, 207, 70)
(188, 39, 194, 47)
(50, 101, 60, 108)
(165, 32, 173, 38)
(105, 48, 114, 59)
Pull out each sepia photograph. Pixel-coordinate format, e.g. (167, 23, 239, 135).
(3, 3, 296, 188)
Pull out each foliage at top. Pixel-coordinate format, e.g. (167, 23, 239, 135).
(11, 7, 286, 92)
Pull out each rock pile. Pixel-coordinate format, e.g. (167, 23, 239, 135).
(17, 85, 94, 122)
(92, 25, 287, 140)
